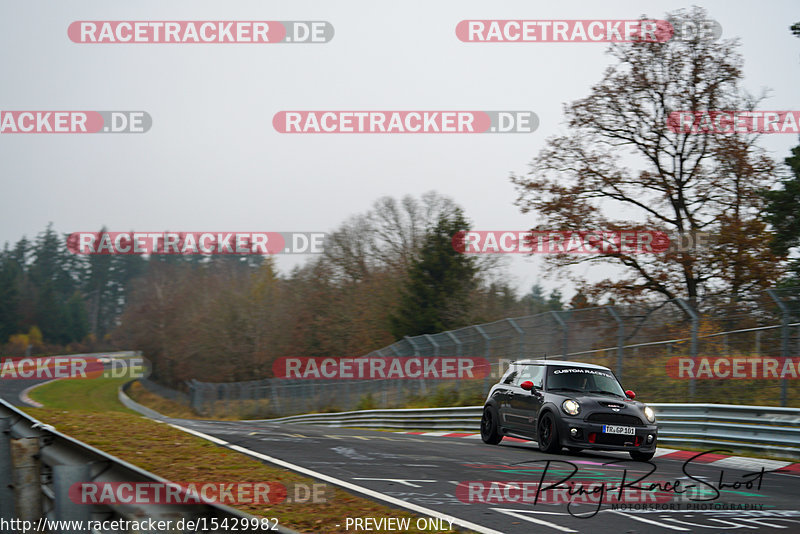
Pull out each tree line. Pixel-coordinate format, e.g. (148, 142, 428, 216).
(0, 224, 146, 353)
(0, 193, 566, 385)
(2, 8, 799, 387)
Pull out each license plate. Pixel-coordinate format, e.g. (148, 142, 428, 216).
(602, 425, 635, 435)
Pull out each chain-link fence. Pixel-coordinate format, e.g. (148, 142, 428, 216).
(151, 287, 800, 417)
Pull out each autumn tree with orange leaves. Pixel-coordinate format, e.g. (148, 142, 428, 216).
(512, 7, 783, 306)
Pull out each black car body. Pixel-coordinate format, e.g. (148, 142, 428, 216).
(480, 360, 658, 461)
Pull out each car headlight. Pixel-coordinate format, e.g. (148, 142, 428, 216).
(562, 399, 580, 416)
(644, 406, 656, 423)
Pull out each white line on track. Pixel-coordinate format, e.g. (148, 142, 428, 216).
(606, 510, 690, 531)
(662, 516, 746, 529)
(167, 422, 229, 445)
(490, 509, 578, 532)
(167, 422, 507, 534)
(739, 517, 789, 528)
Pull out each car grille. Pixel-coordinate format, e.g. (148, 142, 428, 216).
(586, 413, 644, 426)
(594, 433, 638, 446)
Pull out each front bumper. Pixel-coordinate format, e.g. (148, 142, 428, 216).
(555, 416, 658, 452)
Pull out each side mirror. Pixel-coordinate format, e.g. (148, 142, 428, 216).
(625, 390, 636, 399)
(520, 381, 534, 391)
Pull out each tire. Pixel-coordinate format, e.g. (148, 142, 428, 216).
(630, 451, 655, 461)
(480, 407, 503, 445)
(567, 447, 583, 454)
(537, 412, 562, 454)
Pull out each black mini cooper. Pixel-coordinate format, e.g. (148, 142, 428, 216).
(480, 360, 658, 461)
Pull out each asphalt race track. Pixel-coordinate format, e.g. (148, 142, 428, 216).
(160, 417, 800, 533)
(0, 376, 49, 406)
(3, 377, 799, 533)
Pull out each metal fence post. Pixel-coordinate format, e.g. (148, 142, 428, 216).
(188, 380, 198, 413)
(53, 465, 92, 532)
(0, 418, 15, 522)
(270, 379, 281, 416)
(675, 298, 699, 400)
(423, 335, 440, 396)
(405, 336, 421, 356)
(551, 311, 568, 358)
(474, 326, 491, 359)
(424, 334, 439, 357)
(606, 306, 624, 380)
(389, 343, 404, 405)
(755, 329, 762, 356)
(445, 331, 462, 393)
(474, 326, 491, 393)
(445, 331, 462, 357)
(767, 289, 790, 407)
(506, 318, 525, 359)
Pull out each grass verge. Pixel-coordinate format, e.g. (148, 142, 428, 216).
(126, 380, 200, 419)
(24, 378, 461, 534)
(127, 379, 799, 464)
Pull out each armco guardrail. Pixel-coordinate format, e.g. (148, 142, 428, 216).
(268, 406, 485, 431)
(268, 403, 800, 459)
(0, 399, 298, 533)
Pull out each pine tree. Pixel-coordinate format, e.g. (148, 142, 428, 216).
(763, 142, 800, 286)
(0, 245, 22, 341)
(389, 209, 478, 337)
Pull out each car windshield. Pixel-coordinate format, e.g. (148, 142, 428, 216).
(545, 366, 626, 397)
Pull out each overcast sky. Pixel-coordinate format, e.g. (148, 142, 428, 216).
(1, 1, 798, 298)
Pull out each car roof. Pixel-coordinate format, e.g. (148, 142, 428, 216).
(510, 359, 613, 372)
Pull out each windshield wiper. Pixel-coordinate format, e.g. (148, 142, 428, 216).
(548, 387, 585, 393)
(588, 390, 625, 398)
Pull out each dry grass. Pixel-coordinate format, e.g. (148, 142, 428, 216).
(127, 381, 201, 419)
(24, 378, 462, 533)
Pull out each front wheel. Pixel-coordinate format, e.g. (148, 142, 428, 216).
(630, 451, 655, 461)
(537, 412, 561, 454)
(480, 407, 502, 445)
